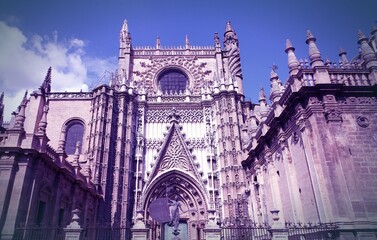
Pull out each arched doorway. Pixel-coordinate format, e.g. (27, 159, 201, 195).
(142, 171, 208, 240)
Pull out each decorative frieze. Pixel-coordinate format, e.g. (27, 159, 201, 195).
(146, 108, 203, 123)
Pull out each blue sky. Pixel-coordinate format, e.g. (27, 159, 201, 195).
(0, 0, 376, 120)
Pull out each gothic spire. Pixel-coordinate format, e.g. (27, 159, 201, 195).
(120, 19, 131, 46)
(223, 21, 243, 93)
(285, 39, 299, 75)
(40, 67, 52, 94)
(122, 19, 129, 33)
(305, 30, 323, 67)
(14, 90, 28, 129)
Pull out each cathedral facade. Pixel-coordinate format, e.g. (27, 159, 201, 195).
(0, 20, 377, 240)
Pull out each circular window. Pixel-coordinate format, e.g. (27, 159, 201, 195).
(158, 69, 188, 94)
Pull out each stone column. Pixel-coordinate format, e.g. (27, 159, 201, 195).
(203, 210, 221, 240)
(269, 210, 288, 240)
(64, 209, 82, 240)
(131, 210, 149, 240)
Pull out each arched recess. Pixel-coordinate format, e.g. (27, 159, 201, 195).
(61, 117, 86, 155)
(142, 169, 209, 237)
(153, 66, 194, 93)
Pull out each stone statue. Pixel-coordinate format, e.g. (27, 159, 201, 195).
(167, 195, 182, 233)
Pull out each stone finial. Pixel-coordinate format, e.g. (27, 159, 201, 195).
(339, 47, 349, 67)
(357, 30, 367, 43)
(270, 65, 282, 103)
(225, 21, 233, 33)
(305, 30, 316, 43)
(73, 141, 81, 162)
(57, 129, 66, 152)
(156, 36, 161, 49)
(305, 30, 323, 67)
(259, 86, 266, 101)
(270, 65, 278, 79)
(285, 39, 299, 75)
(122, 19, 129, 33)
(285, 39, 294, 51)
(214, 32, 220, 47)
(37, 105, 49, 134)
(185, 34, 190, 49)
(339, 47, 346, 56)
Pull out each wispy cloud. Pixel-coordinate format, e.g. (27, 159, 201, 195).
(0, 21, 117, 121)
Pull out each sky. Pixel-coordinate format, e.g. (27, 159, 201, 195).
(0, 0, 376, 121)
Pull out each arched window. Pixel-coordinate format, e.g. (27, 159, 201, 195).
(64, 120, 84, 155)
(158, 69, 188, 94)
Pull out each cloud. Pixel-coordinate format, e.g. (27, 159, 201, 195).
(0, 21, 117, 121)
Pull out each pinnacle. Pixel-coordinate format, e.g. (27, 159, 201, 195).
(225, 21, 233, 33)
(305, 30, 316, 43)
(357, 30, 368, 44)
(339, 47, 346, 56)
(285, 39, 295, 52)
(122, 19, 129, 32)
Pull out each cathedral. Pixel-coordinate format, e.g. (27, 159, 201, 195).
(0, 20, 377, 240)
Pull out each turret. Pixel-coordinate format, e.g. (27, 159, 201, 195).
(223, 21, 244, 94)
(306, 30, 324, 68)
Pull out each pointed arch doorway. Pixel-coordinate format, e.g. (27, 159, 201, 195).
(142, 171, 208, 240)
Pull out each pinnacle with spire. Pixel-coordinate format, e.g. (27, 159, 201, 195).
(225, 21, 234, 33)
(156, 36, 161, 49)
(357, 29, 377, 68)
(305, 30, 323, 67)
(40, 67, 52, 94)
(285, 39, 299, 75)
(339, 47, 349, 67)
(185, 34, 190, 49)
(13, 90, 28, 129)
